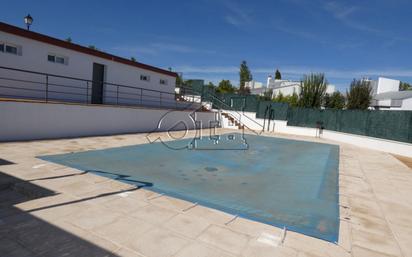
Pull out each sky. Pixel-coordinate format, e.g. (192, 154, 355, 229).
(1, 0, 412, 91)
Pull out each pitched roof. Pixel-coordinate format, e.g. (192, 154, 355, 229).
(0, 22, 177, 77)
(373, 90, 412, 100)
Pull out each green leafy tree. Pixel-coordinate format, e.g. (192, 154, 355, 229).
(274, 92, 285, 102)
(176, 73, 185, 87)
(287, 92, 299, 107)
(272, 92, 299, 107)
(131, 57, 137, 62)
(259, 89, 273, 101)
(324, 91, 346, 109)
(239, 61, 252, 95)
(275, 69, 282, 80)
(400, 81, 412, 91)
(298, 73, 327, 108)
(346, 79, 372, 110)
(66, 37, 72, 43)
(205, 82, 215, 90)
(88, 45, 97, 50)
(216, 80, 235, 94)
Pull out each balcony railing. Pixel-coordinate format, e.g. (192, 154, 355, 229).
(0, 65, 200, 110)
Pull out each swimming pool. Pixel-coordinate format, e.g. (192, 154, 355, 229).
(39, 133, 340, 242)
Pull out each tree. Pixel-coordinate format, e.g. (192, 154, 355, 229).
(274, 92, 285, 102)
(298, 73, 327, 108)
(400, 81, 412, 91)
(324, 91, 345, 109)
(130, 57, 137, 62)
(216, 80, 235, 94)
(275, 69, 282, 80)
(346, 79, 372, 110)
(205, 82, 216, 90)
(239, 61, 252, 95)
(287, 92, 299, 107)
(272, 92, 299, 107)
(176, 73, 185, 87)
(259, 89, 273, 101)
(88, 45, 98, 50)
(65, 37, 72, 43)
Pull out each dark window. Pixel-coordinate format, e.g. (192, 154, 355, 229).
(0, 43, 4, 52)
(5, 45, 17, 54)
(56, 56, 65, 64)
(160, 79, 168, 85)
(48, 54, 55, 62)
(140, 75, 150, 81)
(48, 54, 67, 65)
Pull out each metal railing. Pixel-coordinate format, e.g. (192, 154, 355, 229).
(0, 66, 199, 110)
(202, 91, 264, 134)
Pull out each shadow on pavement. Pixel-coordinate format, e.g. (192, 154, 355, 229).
(0, 171, 122, 257)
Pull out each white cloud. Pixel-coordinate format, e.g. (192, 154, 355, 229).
(175, 65, 412, 80)
(112, 42, 215, 56)
(151, 43, 215, 54)
(223, 1, 253, 27)
(322, 1, 381, 34)
(112, 46, 159, 56)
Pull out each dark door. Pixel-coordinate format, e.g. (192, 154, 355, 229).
(91, 63, 105, 104)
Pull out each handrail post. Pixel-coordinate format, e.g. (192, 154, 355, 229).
(86, 81, 89, 104)
(160, 92, 162, 107)
(116, 85, 119, 105)
(45, 75, 49, 102)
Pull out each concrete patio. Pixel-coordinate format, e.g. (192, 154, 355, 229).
(0, 129, 411, 257)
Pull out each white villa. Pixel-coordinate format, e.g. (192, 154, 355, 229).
(244, 80, 263, 90)
(249, 75, 336, 98)
(370, 77, 412, 111)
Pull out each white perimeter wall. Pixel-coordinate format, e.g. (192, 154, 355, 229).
(220, 111, 412, 158)
(0, 101, 217, 141)
(0, 31, 176, 105)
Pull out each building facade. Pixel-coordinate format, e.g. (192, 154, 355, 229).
(250, 76, 335, 98)
(370, 77, 412, 111)
(0, 22, 178, 108)
(245, 80, 263, 90)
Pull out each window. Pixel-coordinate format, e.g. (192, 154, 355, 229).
(48, 55, 55, 62)
(0, 42, 19, 55)
(55, 56, 65, 64)
(160, 79, 168, 85)
(48, 54, 67, 65)
(6, 45, 18, 54)
(140, 75, 150, 82)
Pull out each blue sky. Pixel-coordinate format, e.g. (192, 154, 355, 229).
(1, 0, 412, 91)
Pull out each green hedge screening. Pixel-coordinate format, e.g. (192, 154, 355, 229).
(203, 92, 259, 112)
(201, 90, 412, 144)
(287, 108, 412, 143)
(256, 102, 289, 120)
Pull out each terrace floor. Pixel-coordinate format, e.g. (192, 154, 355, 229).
(0, 129, 411, 257)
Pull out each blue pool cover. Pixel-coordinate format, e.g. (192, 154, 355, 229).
(39, 133, 340, 242)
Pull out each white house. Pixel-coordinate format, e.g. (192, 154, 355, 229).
(245, 80, 263, 90)
(250, 75, 335, 97)
(370, 77, 412, 111)
(0, 22, 181, 108)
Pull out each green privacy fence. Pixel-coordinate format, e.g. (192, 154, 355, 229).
(202, 91, 259, 112)
(198, 87, 412, 144)
(287, 108, 412, 143)
(256, 101, 289, 120)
